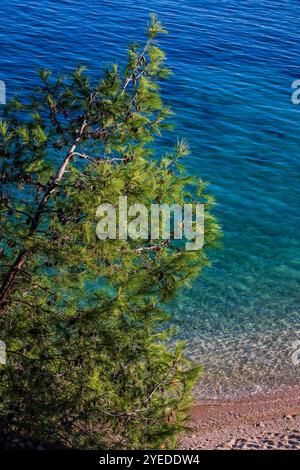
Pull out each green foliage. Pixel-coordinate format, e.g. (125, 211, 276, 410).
(0, 15, 221, 449)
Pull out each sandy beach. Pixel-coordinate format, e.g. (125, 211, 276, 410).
(0, 386, 298, 450)
(181, 385, 300, 450)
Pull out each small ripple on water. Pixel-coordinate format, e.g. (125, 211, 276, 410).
(186, 325, 300, 399)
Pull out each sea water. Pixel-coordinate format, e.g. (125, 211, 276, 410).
(1, 0, 299, 398)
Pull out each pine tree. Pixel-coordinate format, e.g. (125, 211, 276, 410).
(0, 15, 220, 449)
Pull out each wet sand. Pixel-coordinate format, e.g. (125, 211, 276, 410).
(180, 385, 300, 450)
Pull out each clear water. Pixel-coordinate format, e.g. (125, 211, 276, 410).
(1, 0, 299, 398)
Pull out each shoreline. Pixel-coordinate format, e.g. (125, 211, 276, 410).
(180, 385, 300, 450)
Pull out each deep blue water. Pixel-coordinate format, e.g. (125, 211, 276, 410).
(1, 0, 299, 397)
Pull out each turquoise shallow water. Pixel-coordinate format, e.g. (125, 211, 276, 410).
(0, 0, 299, 397)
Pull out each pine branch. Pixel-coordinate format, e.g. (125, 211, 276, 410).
(134, 240, 169, 252)
(0, 118, 88, 311)
(72, 152, 128, 164)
